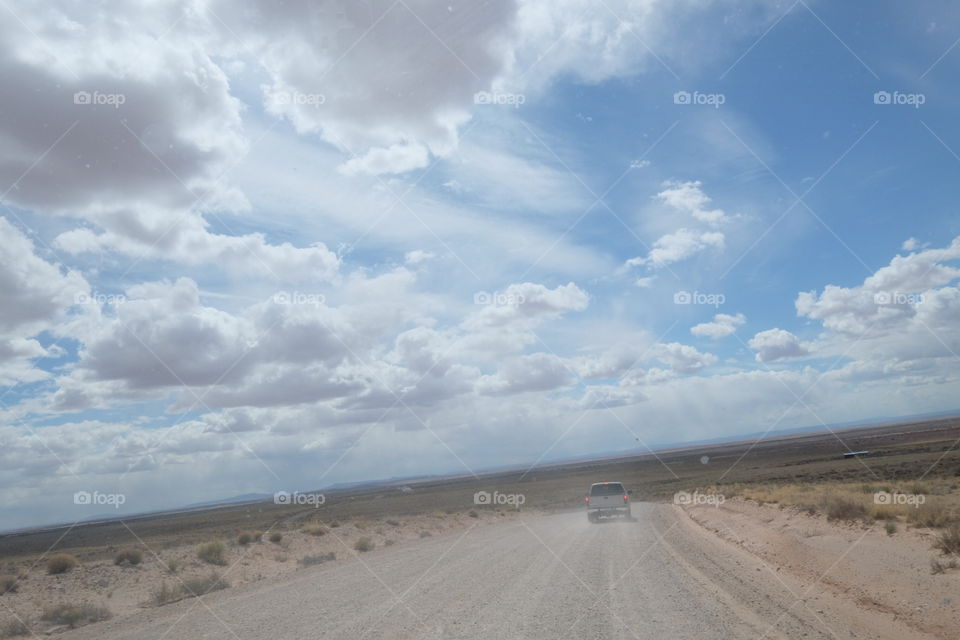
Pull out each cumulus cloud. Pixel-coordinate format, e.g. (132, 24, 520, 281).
(477, 353, 573, 395)
(627, 228, 725, 268)
(651, 342, 717, 374)
(796, 237, 960, 336)
(748, 328, 810, 362)
(0, 218, 88, 383)
(690, 313, 745, 339)
(656, 180, 729, 226)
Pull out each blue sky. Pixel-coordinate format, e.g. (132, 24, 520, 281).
(1, 0, 959, 529)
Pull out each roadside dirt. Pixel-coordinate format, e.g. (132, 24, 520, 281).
(0, 508, 524, 635)
(680, 497, 960, 639)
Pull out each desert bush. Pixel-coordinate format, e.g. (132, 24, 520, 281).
(0, 575, 18, 595)
(933, 522, 960, 556)
(384, 539, 396, 546)
(305, 525, 328, 537)
(299, 552, 336, 567)
(151, 582, 181, 606)
(824, 496, 868, 522)
(386, 519, 400, 526)
(41, 603, 111, 628)
(931, 558, 946, 574)
(354, 537, 374, 552)
(163, 558, 180, 574)
(419, 531, 432, 538)
(197, 541, 228, 566)
(1, 619, 29, 637)
(885, 521, 897, 535)
(909, 502, 952, 528)
(269, 532, 283, 544)
(871, 505, 897, 521)
(353, 520, 368, 530)
(182, 573, 229, 597)
(237, 532, 253, 546)
(114, 549, 143, 566)
(329, 521, 341, 528)
(47, 554, 78, 575)
(468, 510, 479, 518)
(252, 530, 263, 542)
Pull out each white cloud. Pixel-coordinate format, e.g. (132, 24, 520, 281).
(652, 342, 717, 374)
(629, 228, 725, 268)
(691, 312, 745, 339)
(656, 180, 729, 226)
(476, 353, 573, 395)
(748, 328, 810, 362)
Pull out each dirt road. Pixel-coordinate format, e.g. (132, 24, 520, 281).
(62, 503, 938, 639)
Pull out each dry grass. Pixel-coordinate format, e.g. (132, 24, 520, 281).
(41, 602, 111, 628)
(934, 523, 960, 556)
(304, 524, 328, 537)
(196, 541, 228, 566)
(727, 478, 959, 529)
(0, 576, 17, 595)
(113, 549, 143, 566)
(299, 552, 336, 567)
(46, 553, 77, 575)
(152, 573, 228, 605)
(237, 532, 254, 546)
(354, 537, 374, 552)
(1, 619, 29, 637)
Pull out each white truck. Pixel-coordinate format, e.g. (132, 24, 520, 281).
(585, 482, 631, 522)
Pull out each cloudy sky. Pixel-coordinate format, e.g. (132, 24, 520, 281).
(2, 0, 959, 529)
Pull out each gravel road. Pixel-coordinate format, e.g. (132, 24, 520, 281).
(62, 503, 934, 640)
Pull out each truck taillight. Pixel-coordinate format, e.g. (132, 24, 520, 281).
(585, 496, 589, 503)
(623, 495, 628, 502)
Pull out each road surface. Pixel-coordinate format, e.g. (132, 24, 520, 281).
(64, 503, 933, 639)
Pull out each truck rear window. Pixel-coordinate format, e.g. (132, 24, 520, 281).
(590, 483, 625, 496)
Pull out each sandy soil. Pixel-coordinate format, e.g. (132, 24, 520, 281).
(0, 509, 524, 635)
(681, 497, 960, 639)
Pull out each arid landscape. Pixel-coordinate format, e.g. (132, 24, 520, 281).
(1, 417, 958, 638)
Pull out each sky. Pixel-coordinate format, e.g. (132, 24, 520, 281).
(1, 0, 960, 530)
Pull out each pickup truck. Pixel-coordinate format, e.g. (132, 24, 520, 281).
(585, 482, 631, 522)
